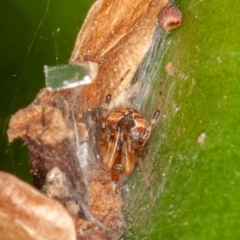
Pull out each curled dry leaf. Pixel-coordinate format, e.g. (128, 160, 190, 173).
(0, 171, 76, 240)
(66, 0, 168, 111)
(5, 0, 183, 239)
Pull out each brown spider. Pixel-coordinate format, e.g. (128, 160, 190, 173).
(100, 94, 160, 203)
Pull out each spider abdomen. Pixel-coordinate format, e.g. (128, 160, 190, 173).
(101, 107, 150, 181)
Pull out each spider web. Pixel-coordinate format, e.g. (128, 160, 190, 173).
(0, 0, 211, 239)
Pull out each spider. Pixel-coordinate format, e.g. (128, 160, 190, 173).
(100, 94, 160, 203)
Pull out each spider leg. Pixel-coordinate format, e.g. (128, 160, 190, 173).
(145, 153, 159, 182)
(101, 94, 111, 129)
(122, 135, 135, 176)
(103, 126, 121, 171)
(140, 81, 162, 146)
(138, 157, 155, 204)
(149, 81, 163, 129)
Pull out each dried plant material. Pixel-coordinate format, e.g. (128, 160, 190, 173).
(89, 168, 125, 239)
(7, 101, 125, 239)
(7, 104, 71, 145)
(0, 171, 76, 240)
(42, 167, 74, 199)
(76, 219, 111, 240)
(5, 0, 184, 239)
(41, 167, 77, 210)
(158, 3, 183, 31)
(67, 0, 168, 111)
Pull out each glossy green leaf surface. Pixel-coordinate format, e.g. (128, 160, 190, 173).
(123, 0, 240, 239)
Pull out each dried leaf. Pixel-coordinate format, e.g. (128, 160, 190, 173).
(0, 171, 76, 240)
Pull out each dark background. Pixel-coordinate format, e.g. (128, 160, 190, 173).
(0, 0, 94, 183)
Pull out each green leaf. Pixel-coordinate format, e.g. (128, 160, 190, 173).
(123, 0, 240, 239)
